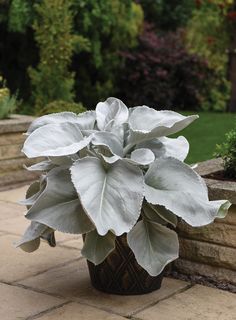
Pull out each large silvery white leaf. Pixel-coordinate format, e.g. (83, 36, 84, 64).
(145, 157, 231, 227)
(128, 106, 198, 145)
(91, 131, 123, 156)
(25, 160, 54, 172)
(142, 202, 168, 225)
(20, 178, 46, 208)
(100, 154, 120, 164)
(26, 167, 94, 234)
(70, 157, 144, 236)
(26, 167, 76, 211)
(16, 221, 53, 252)
(96, 97, 129, 131)
(21, 188, 40, 208)
(81, 230, 116, 265)
(130, 148, 155, 165)
(100, 149, 155, 166)
(27, 112, 78, 134)
(75, 111, 96, 130)
(27, 199, 94, 234)
(108, 122, 129, 146)
(23, 122, 91, 158)
(49, 156, 74, 166)
(142, 202, 177, 227)
(27, 111, 96, 134)
(127, 220, 179, 276)
(138, 136, 189, 161)
(150, 205, 178, 227)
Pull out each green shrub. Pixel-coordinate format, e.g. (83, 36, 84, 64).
(201, 76, 231, 112)
(28, 0, 82, 111)
(8, 0, 32, 33)
(0, 77, 17, 119)
(215, 124, 236, 178)
(39, 100, 86, 116)
(0, 0, 143, 110)
(186, 3, 229, 72)
(138, 0, 195, 31)
(186, 2, 231, 111)
(73, 0, 143, 107)
(0, 94, 17, 119)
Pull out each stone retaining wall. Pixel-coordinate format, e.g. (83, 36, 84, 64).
(0, 115, 39, 190)
(175, 158, 236, 285)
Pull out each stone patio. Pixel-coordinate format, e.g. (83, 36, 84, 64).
(0, 185, 235, 320)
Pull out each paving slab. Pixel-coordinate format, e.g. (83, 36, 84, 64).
(34, 302, 125, 320)
(0, 215, 29, 235)
(0, 282, 65, 320)
(0, 202, 80, 244)
(55, 232, 79, 245)
(19, 258, 189, 317)
(58, 237, 83, 249)
(2, 185, 235, 320)
(0, 234, 81, 283)
(0, 184, 28, 203)
(0, 215, 77, 240)
(0, 201, 25, 221)
(135, 284, 236, 320)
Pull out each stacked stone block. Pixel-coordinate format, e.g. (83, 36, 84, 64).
(175, 158, 236, 285)
(0, 115, 38, 190)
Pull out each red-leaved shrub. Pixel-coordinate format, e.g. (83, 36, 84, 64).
(119, 23, 213, 110)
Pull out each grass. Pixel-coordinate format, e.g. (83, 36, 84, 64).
(172, 111, 236, 164)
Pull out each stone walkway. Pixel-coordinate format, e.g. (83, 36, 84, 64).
(0, 185, 235, 320)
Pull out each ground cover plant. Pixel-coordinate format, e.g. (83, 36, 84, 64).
(18, 98, 230, 276)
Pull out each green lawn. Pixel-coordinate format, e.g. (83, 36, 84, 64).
(172, 112, 236, 164)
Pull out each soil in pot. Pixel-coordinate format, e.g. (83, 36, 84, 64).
(85, 234, 164, 295)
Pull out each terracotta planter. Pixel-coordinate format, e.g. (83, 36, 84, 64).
(0, 114, 39, 190)
(175, 158, 236, 286)
(86, 234, 164, 295)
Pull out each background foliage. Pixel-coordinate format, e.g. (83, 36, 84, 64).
(137, 0, 195, 31)
(39, 100, 86, 116)
(0, 0, 234, 114)
(119, 23, 213, 110)
(72, 0, 143, 107)
(186, 0, 232, 111)
(0, 76, 17, 119)
(28, 0, 86, 111)
(215, 123, 236, 178)
(0, 0, 143, 111)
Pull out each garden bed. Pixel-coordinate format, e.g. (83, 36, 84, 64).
(0, 115, 39, 190)
(174, 158, 236, 286)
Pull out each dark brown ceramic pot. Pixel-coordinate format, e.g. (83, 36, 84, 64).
(85, 234, 164, 295)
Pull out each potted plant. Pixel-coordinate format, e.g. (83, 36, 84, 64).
(17, 97, 231, 295)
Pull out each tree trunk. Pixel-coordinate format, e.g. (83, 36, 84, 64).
(228, 25, 236, 112)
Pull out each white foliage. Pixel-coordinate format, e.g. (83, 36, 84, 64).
(19, 97, 231, 276)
